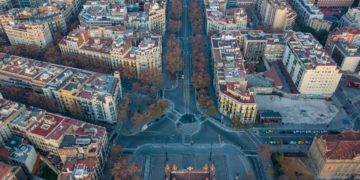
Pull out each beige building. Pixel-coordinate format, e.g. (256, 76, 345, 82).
(282, 32, 342, 96)
(3, 22, 53, 48)
(205, 0, 248, 35)
(259, 0, 297, 31)
(60, 26, 162, 77)
(308, 130, 360, 179)
(79, 0, 166, 35)
(147, 2, 166, 35)
(0, 53, 123, 124)
(211, 31, 257, 123)
(3, 97, 108, 179)
(0, 0, 81, 36)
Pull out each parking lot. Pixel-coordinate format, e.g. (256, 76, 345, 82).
(255, 95, 339, 124)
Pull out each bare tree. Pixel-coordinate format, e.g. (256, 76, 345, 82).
(257, 145, 272, 160)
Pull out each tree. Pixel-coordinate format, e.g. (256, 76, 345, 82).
(231, 116, 243, 129)
(273, 152, 284, 162)
(117, 96, 130, 123)
(131, 112, 145, 128)
(169, 0, 182, 20)
(109, 145, 123, 164)
(111, 157, 141, 180)
(169, 20, 181, 34)
(257, 145, 272, 160)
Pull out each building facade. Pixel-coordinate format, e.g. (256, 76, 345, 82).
(289, 0, 332, 31)
(0, 97, 108, 179)
(3, 22, 53, 49)
(308, 18, 332, 32)
(0, 0, 81, 36)
(325, 28, 360, 73)
(282, 32, 342, 96)
(339, 8, 360, 28)
(211, 31, 257, 123)
(0, 53, 123, 124)
(0, 99, 26, 145)
(205, 0, 248, 35)
(79, 0, 166, 35)
(308, 131, 360, 179)
(259, 0, 297, 31)
(59, 26, 162, 77)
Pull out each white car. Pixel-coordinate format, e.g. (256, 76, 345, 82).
(141, 124, 148, 131)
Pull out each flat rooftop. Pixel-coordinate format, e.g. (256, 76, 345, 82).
(0, 53, 120, 102)
(286, 32, 336, 69)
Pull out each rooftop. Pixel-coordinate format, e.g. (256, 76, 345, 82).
(59, 157, 97, 180)
(286, 32, 336, 69)
(0, 53, 120, 102)
(1, 97, 106, 143)
(0, 98, 23, 124)
(211, 30, 255, 104)
(315, 130, 360, 160)
(327, 28, 360, 56)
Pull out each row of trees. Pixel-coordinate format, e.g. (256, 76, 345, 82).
(165, 0, 183, 78)
(109, 145, 141, 179)
(131, 99, 170, 128)
(189, 0, 216, 114)
(0, 86, 59, 113)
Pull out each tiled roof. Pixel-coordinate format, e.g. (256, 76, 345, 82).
(316, 131, 360, 160)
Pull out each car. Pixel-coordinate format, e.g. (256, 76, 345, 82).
(141, 124, 148, 131)
(289, 141, 297, 145)
(297, 140, 305, 145)
(265, 130, 273, 134)
(305, 141, 311, 145)
(181, 75, 185, 79)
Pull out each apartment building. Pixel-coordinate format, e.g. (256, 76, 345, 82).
(59, 26, 162, 77)
(2, 98, 108, 179)
(308, 18, 332, 32)
(263, 34, 286, 62)
(0, 53, 123, 124)
(211, 31, 257, 123)
(0, 0, 80, 36)
(282, 32, 342, 96)
(79, 1, 127, 27)
(325, 28, 360, 73)
(0, 99, 26, 145)
(308, 130, 360, 179)
(205, 0, 248, 35)
(218, 30, 286, 62)
(79, 0, 166, 35)
(242, 31, 268, 62)
(309, 0, 354, 8)
(340, 8, 360, 28)
(3, 22, 53, 49)
(3, 138, 39, 174)
(258, 0, 297, 31)
(289, 0, 332, 31)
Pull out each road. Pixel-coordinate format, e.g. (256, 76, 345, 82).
(112, 0, 271, 178)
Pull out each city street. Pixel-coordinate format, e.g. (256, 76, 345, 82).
(112, 0, 272, 179)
